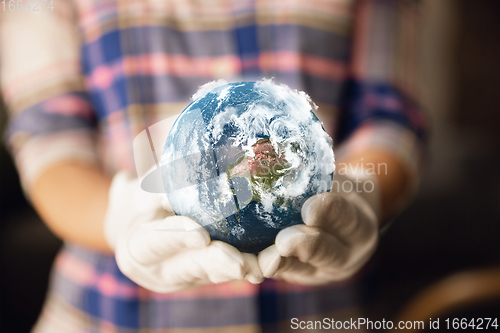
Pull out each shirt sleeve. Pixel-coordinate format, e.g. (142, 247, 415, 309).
(1, 1, 99, 194)
(335, 0, 428, 181)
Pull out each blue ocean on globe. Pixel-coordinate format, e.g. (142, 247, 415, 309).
(161, 80, 334, 253)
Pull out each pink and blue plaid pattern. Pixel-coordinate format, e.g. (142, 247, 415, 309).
(1, 0, 426, 331)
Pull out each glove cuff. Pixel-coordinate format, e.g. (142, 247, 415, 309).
(331, 172, 381, 221)
(104, 171, 166, 251)
(104, 172, 133, 251)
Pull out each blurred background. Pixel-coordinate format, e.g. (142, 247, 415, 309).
(1, 0, 499, 332)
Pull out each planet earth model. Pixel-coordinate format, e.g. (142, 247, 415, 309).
(161, 80, 334, 253)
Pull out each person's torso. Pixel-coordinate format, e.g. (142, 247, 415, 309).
(42, 1, 366, 330)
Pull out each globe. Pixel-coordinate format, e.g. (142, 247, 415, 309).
(161, 81, 334, 253)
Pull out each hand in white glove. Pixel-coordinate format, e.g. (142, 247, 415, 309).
(104, 171, 264, 293)
(257, 173, 380, 285)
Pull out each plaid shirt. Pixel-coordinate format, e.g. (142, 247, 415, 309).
(1, 0, 426, 331)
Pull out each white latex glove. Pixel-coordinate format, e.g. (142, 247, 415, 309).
(104, 171, 264, 293)
(257, 173, 380, 285)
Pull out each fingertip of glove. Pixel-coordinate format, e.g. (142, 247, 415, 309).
(241, 253, 264, 284)
(258, 245, 282, 278)
(183, 219, 211, 248)
(246, 274, 265, 284)
(301, 192, 350, 227)
(275, 225, 322, 259)
(209, 241, 244, 263)
(275, 224, 307, 245)
(301, 194, 325, 224)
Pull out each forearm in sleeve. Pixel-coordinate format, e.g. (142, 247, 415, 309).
(1, 1, 113, 252)
(31, 161, 113, 252)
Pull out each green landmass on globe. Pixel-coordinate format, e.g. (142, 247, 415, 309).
(225, 137, 299, 210)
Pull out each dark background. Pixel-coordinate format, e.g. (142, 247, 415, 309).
(1, 0, 499, 332)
